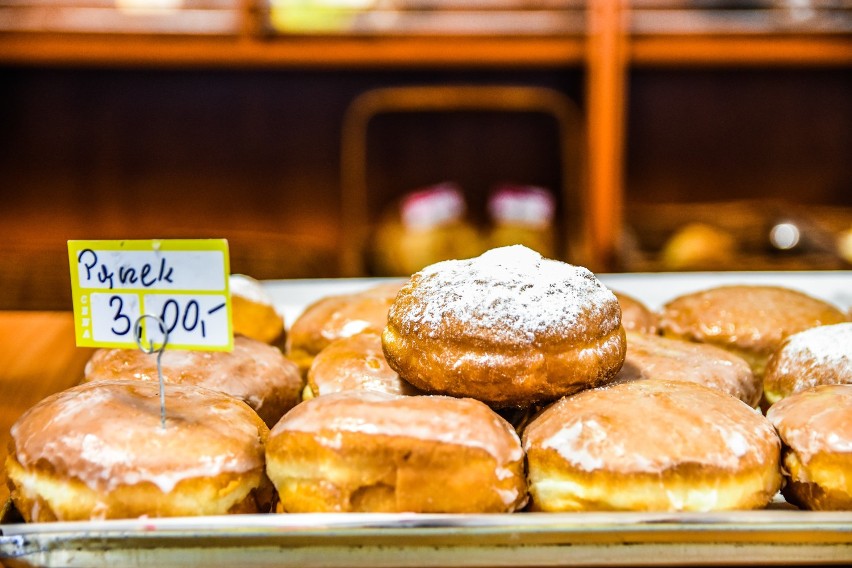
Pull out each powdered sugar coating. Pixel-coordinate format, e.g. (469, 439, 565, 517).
(230, 274, 276, 307)
(774, 323, 852, 377)
(764, 323, 852, 402)
(390, 245, 620, 345)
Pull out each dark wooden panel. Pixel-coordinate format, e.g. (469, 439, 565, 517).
(625, 68, 852, 207)
(0, 66, 582, 309)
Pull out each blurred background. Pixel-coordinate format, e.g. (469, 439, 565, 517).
(0, 0, 850, 310)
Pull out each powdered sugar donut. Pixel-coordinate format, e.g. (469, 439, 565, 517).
(382, 245, 626, 407)
(763, 323, 852, 406)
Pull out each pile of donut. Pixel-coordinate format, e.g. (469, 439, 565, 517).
(5, 245, 851, 521)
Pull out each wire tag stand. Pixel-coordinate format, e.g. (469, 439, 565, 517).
(133, 314, 170, 430)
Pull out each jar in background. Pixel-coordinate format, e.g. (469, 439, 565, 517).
(370, 182, 484, 276)
(487, 184, 556, 259)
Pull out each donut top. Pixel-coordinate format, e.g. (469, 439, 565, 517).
(767, 384, 852, 462)
(288, 282, 403, 355)
(230, 274, 276, 307)
(769, 323, 852, 381)
(10, 380, 268, 493)
(659, 285, 846, 355)
(83, 335, 302, 425)
(523, 379, 778, 473)
(613, 291, 658, 334)
(308, 332, 422, 397)
(615, 332, 760, 406)
(272, 390, 523, 466)
(389, 245, 620, 345)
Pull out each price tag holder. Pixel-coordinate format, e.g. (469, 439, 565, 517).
(68, 239, 233, 351)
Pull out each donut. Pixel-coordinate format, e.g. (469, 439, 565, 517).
(613, 291, 658, 334)
(287, 281, 404, 374)
(614, 331, 761, 406)
(382, 245, 626, 407)
(659, 285, 846, 379)
(304, 332, 423, 400)
(230, 274, 286, 347)
(522, 379, 781, 512)
(266, 390, 527, 513)
(5, 380, 270, 521)
(763, 323, 852, 406)
(83, 335, 303, 427)
(766, 384, 852, 510)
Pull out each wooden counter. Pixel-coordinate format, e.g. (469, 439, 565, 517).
(0, 312, 93, 505)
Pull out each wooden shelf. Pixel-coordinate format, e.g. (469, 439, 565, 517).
(0, 33, 586, 68)
(630, 34, 852, 67)
(1, 31, 850, 69)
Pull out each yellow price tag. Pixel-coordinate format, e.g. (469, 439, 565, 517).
(68, 239, 233, 351)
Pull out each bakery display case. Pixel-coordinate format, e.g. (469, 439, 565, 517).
(1, 4, 851, 562)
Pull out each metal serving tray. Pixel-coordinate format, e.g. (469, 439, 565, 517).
(2, 271, 851, 567)
(2, 507, 851, 567)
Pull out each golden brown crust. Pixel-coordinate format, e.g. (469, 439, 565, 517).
(613, 291, 658, 334)
(382, 246, 626, 407)
(287, 282, 404, 373)
(7, 380, 270, 521)
(763, 323, 852, 405)
(5, 455, 268, 522)
(266, 391, 527, 513)
(766, 384, 852, 510)
(779, 452, 852, 511)
(307, 332, 423, 398)
(614, 331, 761, 406)
(659, 285, 846, 378)
(230, 274, 286, 347)
(523, 379, 781, 512)
(84, 335, 303, 427)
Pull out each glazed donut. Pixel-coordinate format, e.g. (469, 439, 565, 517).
(266, 390, 527, 513)
(613, 291, 658, 334)
(382, 245, 626, 407)
(287, 281, 404, 374)
(305, 332, 423, 400)
(659, 285, 846, 379)
(83, 335, 302, 427)
(5, 380, 270, 522)
(614, 331, 760, 406)
(766, 384, 852, 510)
(763, 323, 852, 406)
(522, 379, 781, 512)
(230, 274, 286, 347)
